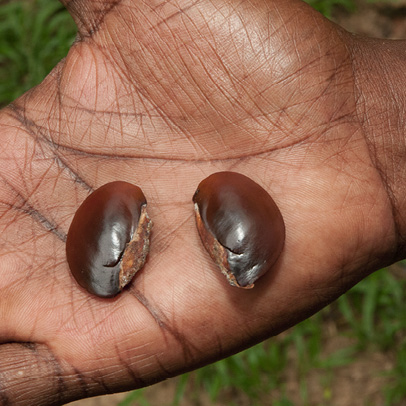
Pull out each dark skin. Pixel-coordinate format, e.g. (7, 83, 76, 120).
(0, 1, 405, 404)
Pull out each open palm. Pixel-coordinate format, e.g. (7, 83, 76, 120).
(0, 1, 402, 404)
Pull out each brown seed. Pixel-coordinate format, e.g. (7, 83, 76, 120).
(66, 181, 152, 298)
(193, 172, 285, 288)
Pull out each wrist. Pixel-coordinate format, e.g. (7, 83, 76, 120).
(349, 35, 406, 259)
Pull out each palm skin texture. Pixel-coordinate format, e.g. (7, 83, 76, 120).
(0, 0, 405, 404)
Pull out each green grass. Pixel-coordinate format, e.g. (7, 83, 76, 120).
(0, 0, 405, 405)
(305, 0, 356, 17)
(0, 0, 76, 107)
(305, 0, 401, 18)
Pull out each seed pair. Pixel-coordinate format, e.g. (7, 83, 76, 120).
(66, 172, 285, 298)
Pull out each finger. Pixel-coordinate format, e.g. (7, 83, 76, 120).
(0, 342, 82, 405)
(0, 341, 149, 405)
(0, 339, 173, 406)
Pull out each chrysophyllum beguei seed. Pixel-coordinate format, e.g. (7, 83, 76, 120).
(193, 172, 285, 288)
(66, 181, 152, 298)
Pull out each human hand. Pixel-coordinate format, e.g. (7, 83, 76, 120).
(0, 1, 405, 404)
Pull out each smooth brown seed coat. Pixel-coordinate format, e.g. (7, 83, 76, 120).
(193, 171, 285, 288)
(66, 181, 152, 298)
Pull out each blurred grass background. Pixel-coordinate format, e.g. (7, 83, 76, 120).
(0, 0, 405, 405)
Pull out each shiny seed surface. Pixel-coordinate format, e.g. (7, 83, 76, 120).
(66, 181, 152, 298)
(193, 171, 285, 288)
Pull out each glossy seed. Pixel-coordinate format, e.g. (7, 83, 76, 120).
(66, 181, 152, 298)
(193, 172, 285, 288)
